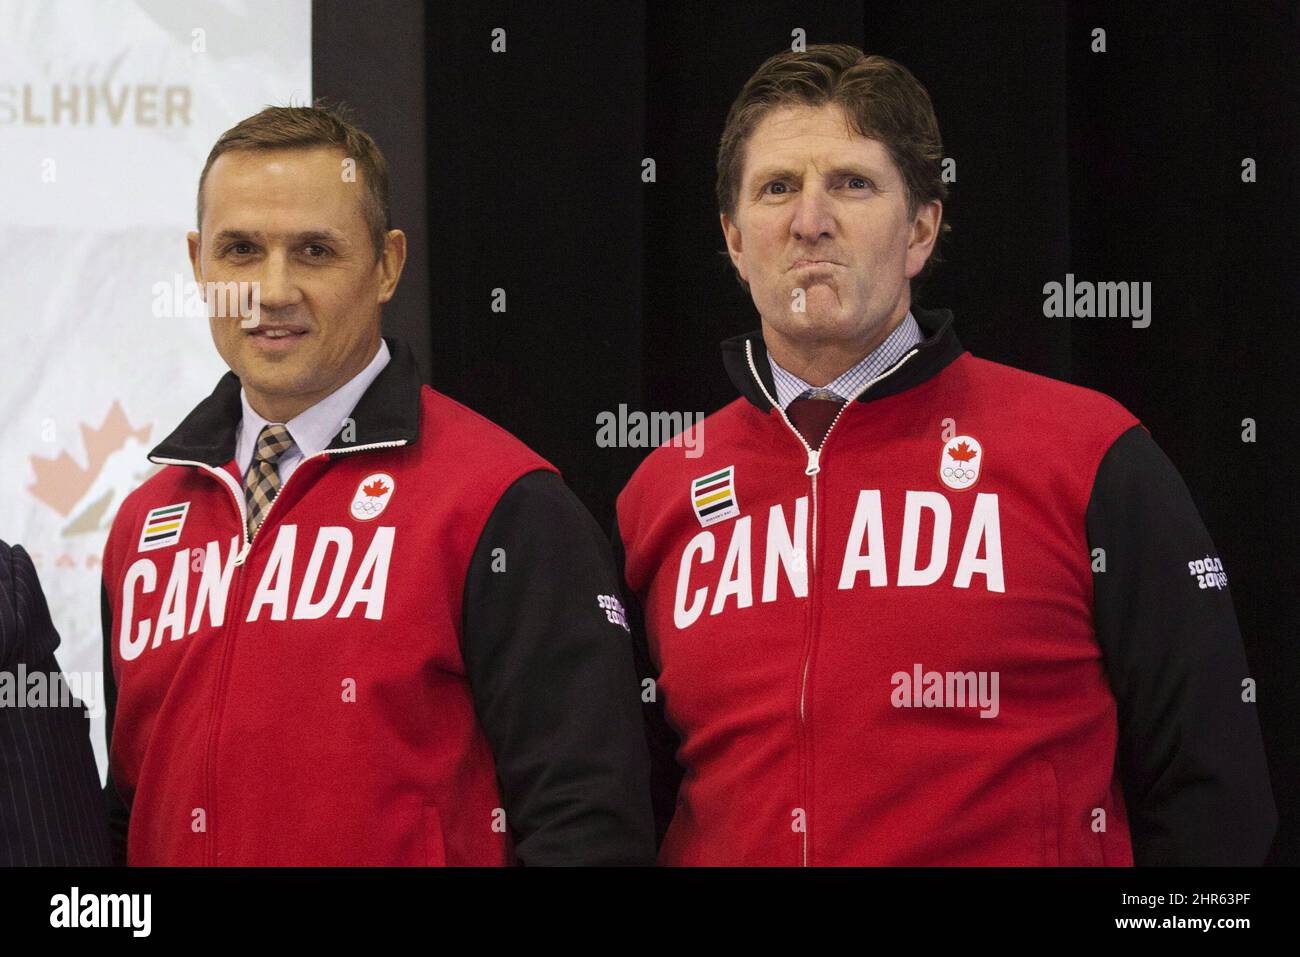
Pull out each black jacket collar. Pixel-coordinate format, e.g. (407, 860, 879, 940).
(721, 304, 965, 412)
(148, 335, 424, 467)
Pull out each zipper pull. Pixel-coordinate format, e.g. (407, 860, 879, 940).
(805, 448, 821, 475)
(234, 537, 251, 567)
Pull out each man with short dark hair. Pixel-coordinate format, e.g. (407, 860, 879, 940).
(615, 44, 1276, 866)
(101, 104, 654, 865)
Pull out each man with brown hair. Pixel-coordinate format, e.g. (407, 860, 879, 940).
(100, 104, 654, 865)
(614, 44, 1275, 865)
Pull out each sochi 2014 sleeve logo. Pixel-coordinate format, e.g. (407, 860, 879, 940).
(939, 435, 983, 491)
(350, 473, 395, 521)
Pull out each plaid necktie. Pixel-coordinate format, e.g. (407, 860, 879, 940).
(244, 423, 296, 538)
(786, 388, 845, 450)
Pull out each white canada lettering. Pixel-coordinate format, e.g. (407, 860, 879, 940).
(897, 491, 951, 587)
(953, 493, 1004, 591)
(246, 526, 298, 622)
(763, 498, 808, 601)
(153, 550, 190, 646)
(188, 537, 241, 633)
(673, 491, 1006, 629)
(119, 559, 156, 662)
(674, 531, 714, 629)
(293, 527, 353, 619)
(710, 515, 753, 615)
(336, 526, 394, 620)
(116, 526, 396, 657)
(839, 490, 887, 588)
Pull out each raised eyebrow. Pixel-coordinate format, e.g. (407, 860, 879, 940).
(749, 164, 887, 185)
(829, 166, 885, 180)
(750, 166, 799, 185)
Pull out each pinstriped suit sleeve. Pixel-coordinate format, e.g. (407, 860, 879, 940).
(101, 577, 130, 865)
(0, 541, 111, 865)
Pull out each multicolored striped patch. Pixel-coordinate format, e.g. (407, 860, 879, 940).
(138, 502, 190, 552)
(691, 466, 739, 527)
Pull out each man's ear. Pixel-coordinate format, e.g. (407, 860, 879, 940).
(904, 200, 942, 280)
(377, 229, 407, 305)
(186, 231, 204, 287)
(720, 211, 748, 284)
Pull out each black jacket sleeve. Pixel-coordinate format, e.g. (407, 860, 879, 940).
(1087, 423, 1277, 865)
(101, 578, 131, 866)
(611, 513, 685, 852)
(460, 470, 655, 865)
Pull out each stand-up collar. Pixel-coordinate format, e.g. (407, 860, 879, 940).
(148, 335, 424, 467)
(721, 304, 965, 413)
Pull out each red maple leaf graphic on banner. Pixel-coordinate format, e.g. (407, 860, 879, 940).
(947, 441, 978, 462)
(362, 479, 390, 497)
(28, 401, 151, 516)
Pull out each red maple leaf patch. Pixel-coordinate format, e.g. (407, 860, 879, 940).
(362, 479, 390, 497)
(947, 441, 978, 462)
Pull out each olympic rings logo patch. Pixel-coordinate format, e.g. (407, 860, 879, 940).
(939, 435, 982, 491)
(350, 472, 395, 521)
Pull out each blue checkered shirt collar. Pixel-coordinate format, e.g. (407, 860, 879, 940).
(767, 310, 924, 409)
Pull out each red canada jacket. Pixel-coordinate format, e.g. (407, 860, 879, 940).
(101, 337, 653, 866)
(614, 305, 1276, 866)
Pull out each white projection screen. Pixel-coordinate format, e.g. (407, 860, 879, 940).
(0, 0, 311, 779)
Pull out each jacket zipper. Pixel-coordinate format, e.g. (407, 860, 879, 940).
(151, 439, 409, 565)
(743, 340, 921, 866)
(148, 437, 408, 863)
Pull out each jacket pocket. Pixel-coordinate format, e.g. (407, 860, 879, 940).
(1034, 759, 1060, 866)
(422, 802, 447, 867)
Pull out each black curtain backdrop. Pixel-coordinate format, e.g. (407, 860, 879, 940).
(314, 0, 1299, 865)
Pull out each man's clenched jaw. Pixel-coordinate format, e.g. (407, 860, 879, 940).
(720, 102, 941, 384)
(188, 146, 405, 423)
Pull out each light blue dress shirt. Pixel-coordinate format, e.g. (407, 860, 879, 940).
(236, 338, 391, 484)
(767, 310, 923, 409)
